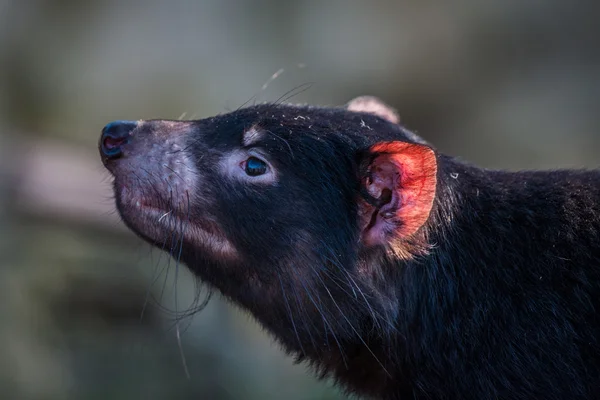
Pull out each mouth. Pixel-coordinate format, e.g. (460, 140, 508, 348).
(117, 181, 193, 232)
(114, 183, 237, 258)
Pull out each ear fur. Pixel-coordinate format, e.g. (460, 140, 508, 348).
(358, 141, 437, 248)
(347, 96, 429, 145)
(346, 96, 401, 124)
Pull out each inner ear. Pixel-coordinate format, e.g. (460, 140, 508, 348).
(358, 141, 437, 247)
(346, 96, 400, 124)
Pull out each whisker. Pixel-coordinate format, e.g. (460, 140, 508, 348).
(234, 67, 286, 113)
(235, 94, 258, 112)
(273, 82, 314, 106)
(176, 323, 191, 379)
(264, 129, 294, 159)
(319, 241, 397, 334)
(322, 259, 381, 331)
(289, 274, 319, 354)
(311, 266, 392, 378)
(158, 210, 172, 222)
(308, 284, 331, 353)
(298, 278, 348, 368)
(261, 68, 285, 91)
(160, 286, 212, 326)
(159, 188, 178, 304)
(163, 165, 186, 184)
(140, 230, 172, 321)
(130, 170, 173, 322)
(278, 272, 305, 356)
(173, 190, 191, 379)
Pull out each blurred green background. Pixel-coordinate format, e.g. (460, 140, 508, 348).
(0, 1, 598, 399)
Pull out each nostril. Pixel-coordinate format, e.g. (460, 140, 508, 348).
(103, 134, 127, 151)
(100, 120, 137, 160)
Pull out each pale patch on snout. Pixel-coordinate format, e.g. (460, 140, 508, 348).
(111, 120, 239, 260)
(136, 203, 239, 261)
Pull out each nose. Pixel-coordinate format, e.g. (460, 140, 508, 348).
(99, 120, 137, 160)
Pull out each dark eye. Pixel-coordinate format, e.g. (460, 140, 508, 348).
(244, 156, 268, 176)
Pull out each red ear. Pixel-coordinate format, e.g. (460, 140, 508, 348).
(358, 141, 437, 247)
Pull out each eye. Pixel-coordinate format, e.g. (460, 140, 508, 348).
(244, 156, 268, 176)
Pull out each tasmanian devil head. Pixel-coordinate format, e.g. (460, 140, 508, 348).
(99, 96, 438, 395)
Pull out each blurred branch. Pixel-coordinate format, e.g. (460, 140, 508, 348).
(10, 135, 124, 231)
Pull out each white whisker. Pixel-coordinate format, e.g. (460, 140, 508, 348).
(158, 210, 172, 222)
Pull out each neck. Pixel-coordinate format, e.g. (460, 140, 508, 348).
(267, 156, 600, 399)
(385, 157, 600, 397)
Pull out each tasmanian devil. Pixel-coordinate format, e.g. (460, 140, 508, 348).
(99, 96, 600, 400)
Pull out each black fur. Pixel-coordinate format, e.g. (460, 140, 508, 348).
(101, 101, 600, 399)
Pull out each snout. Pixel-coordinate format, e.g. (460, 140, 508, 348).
(98, 118, 201, 246)
(98, 118, 195, 194)
(99, 120, 138, 161)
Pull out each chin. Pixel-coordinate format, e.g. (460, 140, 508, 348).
(114, 183, 239, 261)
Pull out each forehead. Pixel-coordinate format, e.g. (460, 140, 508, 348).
(196, 103, 395, 152)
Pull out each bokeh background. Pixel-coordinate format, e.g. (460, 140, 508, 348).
(0, 1, 599, 399)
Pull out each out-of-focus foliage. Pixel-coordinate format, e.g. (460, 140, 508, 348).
(0, 1, 598, 399)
